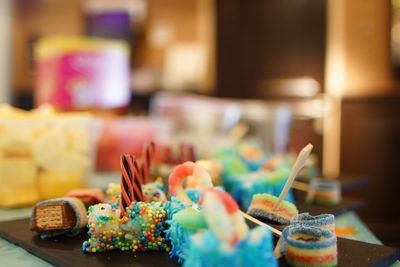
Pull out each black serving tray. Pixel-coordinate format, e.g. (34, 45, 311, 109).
(0, 218, 398, 267)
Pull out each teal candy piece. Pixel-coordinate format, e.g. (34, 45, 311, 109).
(173, 207, 207, 231)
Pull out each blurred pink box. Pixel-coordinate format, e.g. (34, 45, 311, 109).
(34, 36, 131, 110)
(96, 117, 173, 171)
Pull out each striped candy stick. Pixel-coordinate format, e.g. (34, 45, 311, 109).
(131, 156, 145, 201)
(125, 154, 145, 202)
(120, 154, 145, 216)
(141, 141, 156, 184)
(120, 154, 134, 217)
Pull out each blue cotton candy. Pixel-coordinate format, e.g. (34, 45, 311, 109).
(164, 197, 187, 220)
(165, 218, 195, 263)
(183, 226, 277, 267)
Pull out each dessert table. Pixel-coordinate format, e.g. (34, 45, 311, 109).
(0, 173, 398, 267)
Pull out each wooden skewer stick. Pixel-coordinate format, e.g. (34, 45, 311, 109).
(240, 210, 282, 236)
(273, 143, 313, 211)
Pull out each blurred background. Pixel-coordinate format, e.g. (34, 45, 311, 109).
(0, 0, 399, 247)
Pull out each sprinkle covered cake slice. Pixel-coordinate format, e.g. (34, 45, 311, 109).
(247, 193, 298, 224)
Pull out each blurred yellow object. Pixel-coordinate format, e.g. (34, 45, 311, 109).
(38, 171, 86, 200)
(0, 158, 39, 207)
(0, 104, 100, 207)
(35, 36, 129, 60)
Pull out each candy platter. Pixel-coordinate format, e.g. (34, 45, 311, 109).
(0, 218, 398, 267)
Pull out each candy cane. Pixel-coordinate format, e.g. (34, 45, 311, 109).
(200, 188, 248, 246)
(168, 161, 213, 205)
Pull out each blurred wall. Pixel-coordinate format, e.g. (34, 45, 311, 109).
(324, 0, 400, 176)
(216, 0, 326, 99)
(324, 0, 400, 242)
(0, 0, 13, 103)
(12, 0, 83, 94)
(135, 0, 214, 93)
(344, 0, 400, 96)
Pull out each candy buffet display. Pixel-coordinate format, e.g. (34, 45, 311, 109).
(25, 140, 346, 266)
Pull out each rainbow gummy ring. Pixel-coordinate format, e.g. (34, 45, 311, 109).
(247, 194, 298, 224)
(291, 213, 335, 233)
(200, 188, 248, 246)
(276, 225, 337, 267)
(306, 179, 341, 205)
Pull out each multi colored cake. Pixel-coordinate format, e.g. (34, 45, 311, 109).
(83, 154, 170, 253)
(306, 178, 341, 205)
(247, 193, 298, 224)
(82, 202, 169, 253)
(228, 167, 293, 210)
